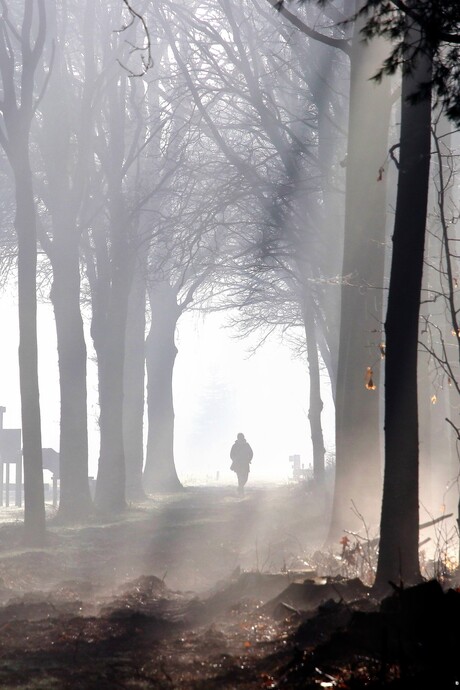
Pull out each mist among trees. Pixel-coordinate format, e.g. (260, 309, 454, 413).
(0, 3, 460, 677)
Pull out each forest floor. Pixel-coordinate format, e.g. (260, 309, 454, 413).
(0, 483, 456, 688)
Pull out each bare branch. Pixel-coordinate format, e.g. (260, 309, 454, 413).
(117, 0, 153, 77)
(264, 0, 351, 56)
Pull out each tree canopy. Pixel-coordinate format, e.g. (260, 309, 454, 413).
(359, 1, 460, 121)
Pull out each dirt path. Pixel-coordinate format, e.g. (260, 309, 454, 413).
(0, 483, 328, 689)
(141, 484, 328, 591)
(0, 483, 326, 591)
(0, 485, 453, 688)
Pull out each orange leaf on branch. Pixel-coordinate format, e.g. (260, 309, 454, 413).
(365, 366, 376, 390)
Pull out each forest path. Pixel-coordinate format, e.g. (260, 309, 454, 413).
(0, 483, 332, 689)
(0, 482, 328, 600)
(141, 483, 328, 592)
(0, 484, 443, 689)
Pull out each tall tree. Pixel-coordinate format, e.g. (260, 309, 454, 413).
(89, 65, 135, 513)
(268, 0, 393, 536)
(0, 0, 48, 544)
(375, 50, 432, 590)
(81, 2, 155, 512)
(36, 0, 95, 521)
(370, 8, 432, 591)
(329, 7, 391, 539)
(139, 9, 238, 492)
(353, 0, 460, 590)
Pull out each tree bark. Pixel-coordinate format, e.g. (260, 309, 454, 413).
(36, 0, 94, 522)
(0, 0, 48, 545)
(93, 262, 133, 513)
(123, 262, 147, 501)
(143, 282, 183, 493)
(89, 18, 136, 513)
(15, 154, 46, 545)
(50, 241, 93, 520)
(374, 47, 432, 592)
(303, 292, 325, 485)
(327, 17, 391, 541)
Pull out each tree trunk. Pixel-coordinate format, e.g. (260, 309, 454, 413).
(0, 0, 48, 545)
(14, 153, 46, 545)
(303, 293, 325, 486)
(50, 241, 93, 520)
(374, 48, 432, 592)
(417, 360, 432, 512)
(91, 39, 135, 514)
(327, 19, 391, 541)
(94, 260, 133, 513)
(143, 282, 183, 493)
(35, 0, 94, 522)
(123, 262, 147, 501)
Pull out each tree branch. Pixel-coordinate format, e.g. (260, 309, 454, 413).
(118, 0, 153, 76)
(265, 0, 351, 56)
(389, 0, 460, 44)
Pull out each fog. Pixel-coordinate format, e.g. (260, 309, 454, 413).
(1, 1, 460, 685)
(0, 299, 334, 484)
(0, 0, 457, 606)
(0, 0, 347, 524)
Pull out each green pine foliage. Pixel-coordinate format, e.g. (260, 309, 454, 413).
(358, 1, 460, 121)
(293, 0, 460, 121)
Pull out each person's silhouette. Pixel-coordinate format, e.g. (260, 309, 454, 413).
(230, 432, 253, 496)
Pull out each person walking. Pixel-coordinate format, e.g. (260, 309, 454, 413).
(230, 432, 253, 496)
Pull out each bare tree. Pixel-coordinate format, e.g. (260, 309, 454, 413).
(0, 0, 48, 544)
(270, 0, 394, 539)
(35, 0, 96, 521)
(156, 0, 333, 487)
(84, 14, 139, 512)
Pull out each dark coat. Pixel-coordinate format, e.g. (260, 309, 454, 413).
(230, 438, 253, 473)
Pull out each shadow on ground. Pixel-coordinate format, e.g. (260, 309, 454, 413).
(0, 484, 453, 688)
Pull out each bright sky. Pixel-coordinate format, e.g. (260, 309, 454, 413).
(0, 297, 335, 485)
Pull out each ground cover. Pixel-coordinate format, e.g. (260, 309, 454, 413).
(0, 485, 456, 688)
